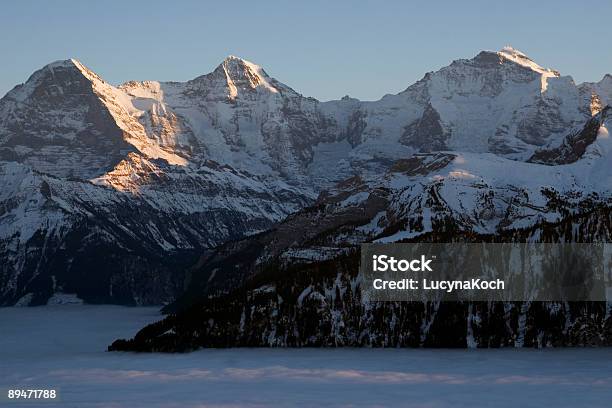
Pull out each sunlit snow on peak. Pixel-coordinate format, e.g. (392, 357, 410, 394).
(497, 46, 559, 77)
(220, 55, 279, 95)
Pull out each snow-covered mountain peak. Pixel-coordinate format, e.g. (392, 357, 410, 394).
(381, 47, 588, 157)
(196, 55, 281, 98)
(36, 58, 107, 85)
(599, 73, 612, 90)
(499, 45, 527, 56)
(1, 58, 103, 103)
(69, 58, 107, 82)
(497, 46, 559, 77)
(581, 73, 612, 108)
(44, 58, 78, 69)
(0, 58, 146, 179)
(38, 58, 90, 72)
(220, 55, 270, 78)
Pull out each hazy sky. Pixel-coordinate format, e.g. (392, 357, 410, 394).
(1, 0, 611, 101)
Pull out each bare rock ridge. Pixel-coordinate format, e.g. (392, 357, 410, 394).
(0, 47, 611, 306)
(529, 106, 611, 165)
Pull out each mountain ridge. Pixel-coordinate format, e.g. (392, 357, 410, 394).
(1, 47, 611, 306)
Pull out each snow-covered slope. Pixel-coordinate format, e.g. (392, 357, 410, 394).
(0, 158, 312, 305)
(120, 109, 612, 350)
(170, 109, 612, 305)
(118, 56, 337, 183)
(1, 47, 610, 305)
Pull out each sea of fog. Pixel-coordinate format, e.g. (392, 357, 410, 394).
(1, 305, 612, 407)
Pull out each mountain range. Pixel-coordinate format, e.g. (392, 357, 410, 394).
(1, 46, 611, 320)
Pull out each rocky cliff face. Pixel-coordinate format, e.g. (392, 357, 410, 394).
(1, 47, 611, 306)
(529, 106, 610, 165)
